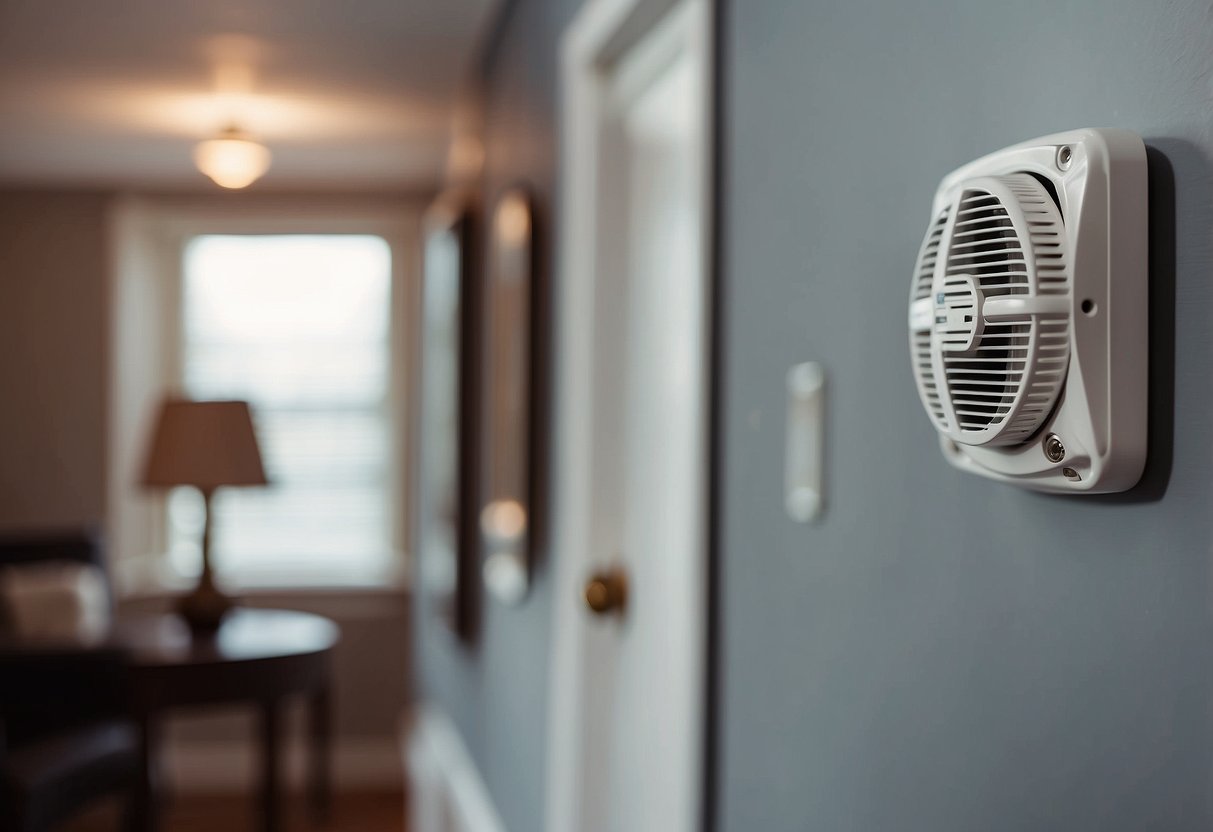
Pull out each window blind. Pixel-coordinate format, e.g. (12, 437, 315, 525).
(169, 234, 394, 584)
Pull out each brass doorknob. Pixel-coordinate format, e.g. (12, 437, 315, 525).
(584, 566, 628, 616)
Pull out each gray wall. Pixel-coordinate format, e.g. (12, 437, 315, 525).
(720, 1, 1213, 830)
(418, 0, 1213, 830)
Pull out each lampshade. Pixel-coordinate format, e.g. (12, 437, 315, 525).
(193, 127, 271, 189)
(141, 399, 268, 491)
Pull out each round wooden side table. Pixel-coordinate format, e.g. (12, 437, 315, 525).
(117, 608, 340, 832)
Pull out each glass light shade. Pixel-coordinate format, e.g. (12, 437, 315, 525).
(193, 131, 271, 189)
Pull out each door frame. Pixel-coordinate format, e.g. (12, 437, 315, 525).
(546, 0, 716, 828)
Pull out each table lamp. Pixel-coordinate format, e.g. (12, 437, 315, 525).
(141, 398, 268, 631)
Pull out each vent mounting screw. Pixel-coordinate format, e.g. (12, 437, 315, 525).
(1056, 145, 1073, 171)
(1044, 434, 1066, 463)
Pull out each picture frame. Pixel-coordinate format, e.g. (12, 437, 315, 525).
(480, 186, 537, 605)
(415, 192, 478, 639)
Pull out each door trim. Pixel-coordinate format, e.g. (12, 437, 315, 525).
(546, 0, 715, 829)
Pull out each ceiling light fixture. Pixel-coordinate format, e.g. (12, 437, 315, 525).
(193, 125, 271, 189)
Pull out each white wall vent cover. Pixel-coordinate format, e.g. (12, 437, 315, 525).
(908, 128, 1148, 493)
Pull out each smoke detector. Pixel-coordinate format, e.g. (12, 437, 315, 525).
(908, 129, 1148, 493)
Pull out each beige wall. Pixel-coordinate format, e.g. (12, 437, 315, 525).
(0, 190, 110, 531)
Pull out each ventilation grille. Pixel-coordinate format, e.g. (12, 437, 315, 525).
(948, 188, 1029, 295)
(943, 186, 1029, 435)
(910, 173, 1071, 447)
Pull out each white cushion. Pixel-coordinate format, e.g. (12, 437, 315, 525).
(0, 560, 110, 642)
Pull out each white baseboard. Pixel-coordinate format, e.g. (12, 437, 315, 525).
(402, 705, 505, 832)
(165, 736, 402, 792)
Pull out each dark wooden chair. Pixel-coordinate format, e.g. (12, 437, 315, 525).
(0, 530, 141, 831)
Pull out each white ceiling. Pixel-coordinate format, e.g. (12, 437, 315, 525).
(0, 0, 497, 191)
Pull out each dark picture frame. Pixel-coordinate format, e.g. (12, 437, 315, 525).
(480, 186, 537, 605)
(415, 192, 479, 639)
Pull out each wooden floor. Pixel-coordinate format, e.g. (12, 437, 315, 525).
(62, 791, 406, 832)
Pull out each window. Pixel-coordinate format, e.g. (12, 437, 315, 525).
(168, 234, 396, 585)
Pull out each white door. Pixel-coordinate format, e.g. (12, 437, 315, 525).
(549, 1, 711, 830)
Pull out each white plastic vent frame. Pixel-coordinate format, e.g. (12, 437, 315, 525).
(908, 128, 1148, 493)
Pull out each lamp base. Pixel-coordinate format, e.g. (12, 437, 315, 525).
(176, 578, 237, 633)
